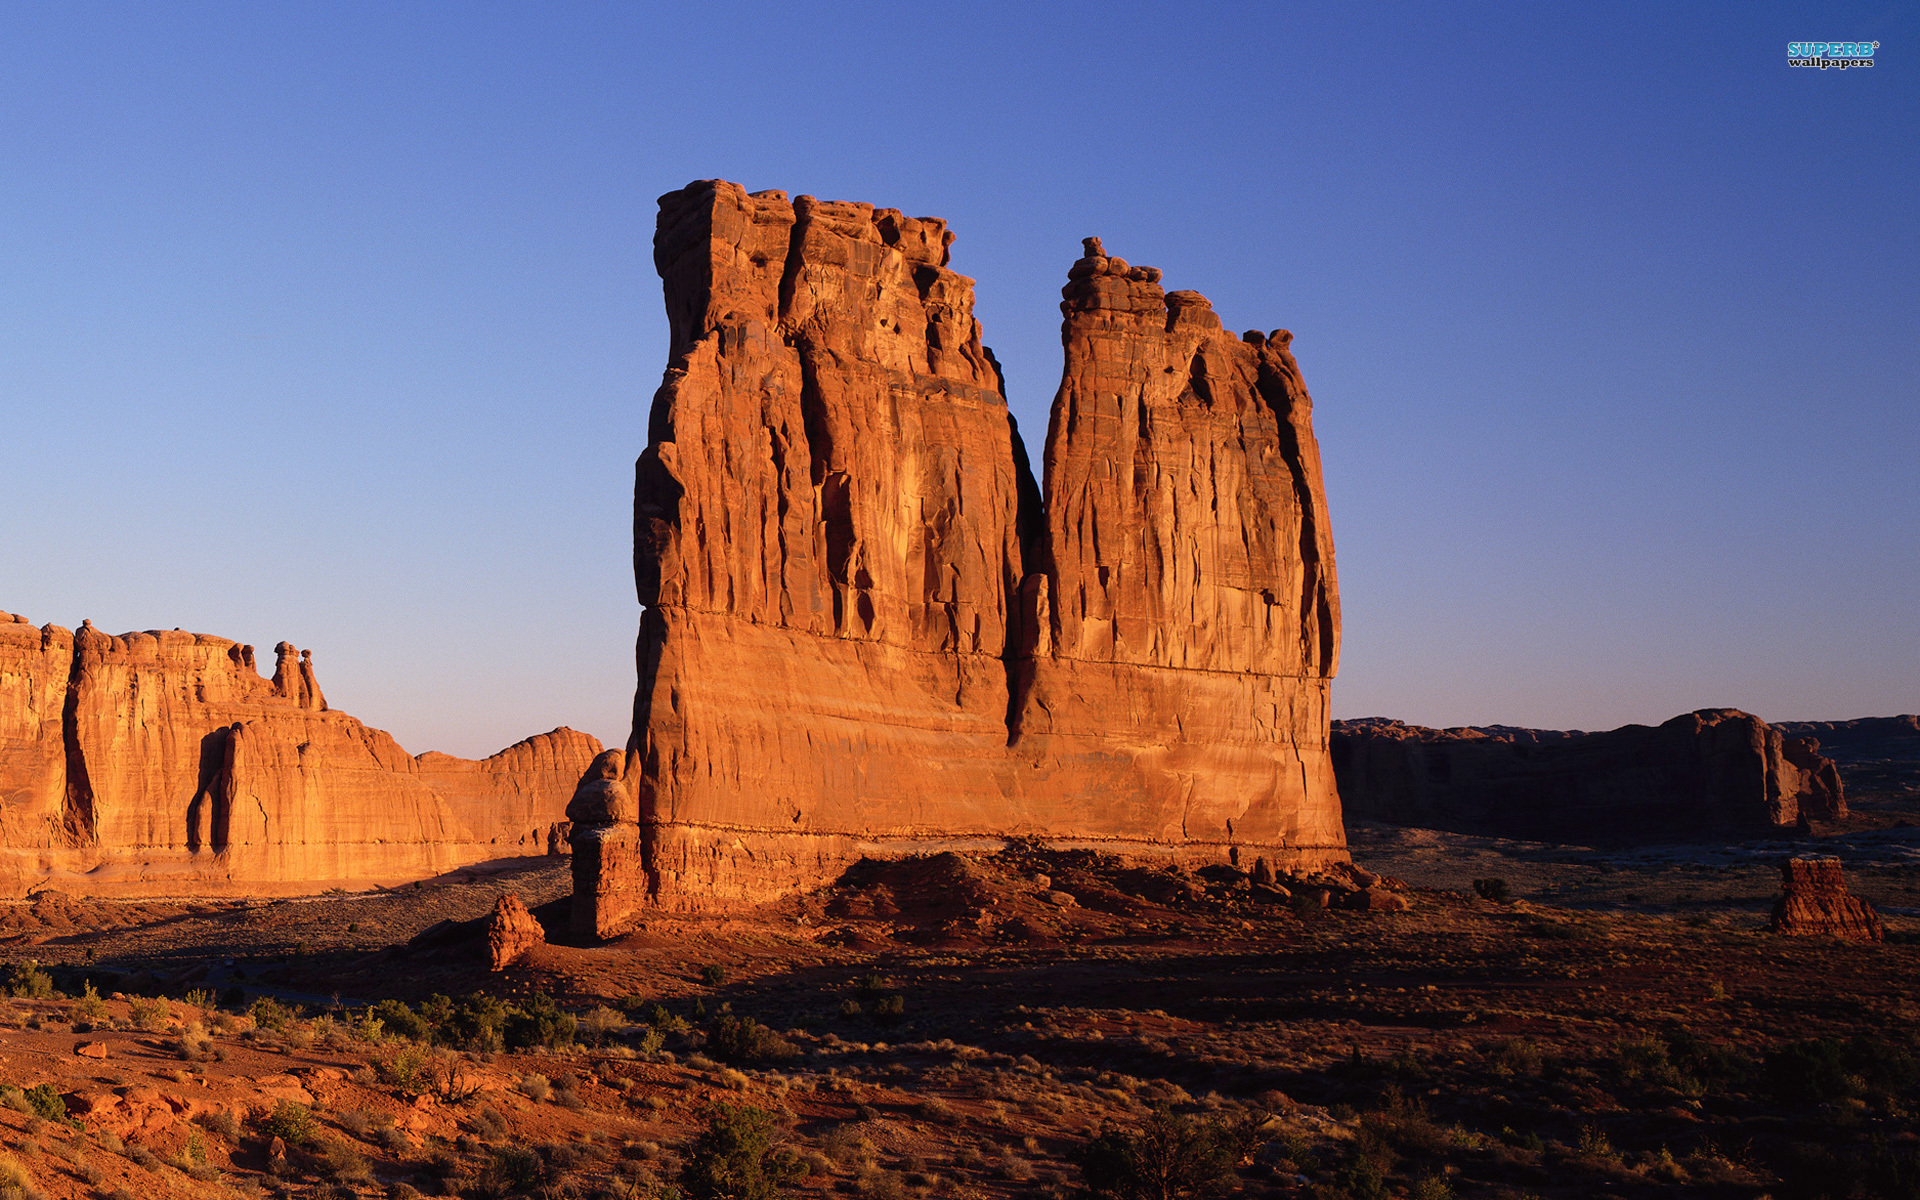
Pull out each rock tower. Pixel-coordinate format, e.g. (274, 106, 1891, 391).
(572, 181, 1344, 933)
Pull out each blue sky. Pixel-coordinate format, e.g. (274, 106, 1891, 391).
(3, 1, 1914, 757)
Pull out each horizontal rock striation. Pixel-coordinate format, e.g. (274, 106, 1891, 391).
(1331, 708, 1843, 842)
(574, 182, 1344, 934)
(1770, 857, 1883, 941)
(0, 611, 599, 896)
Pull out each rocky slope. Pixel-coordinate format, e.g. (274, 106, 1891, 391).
(574, 181, 1344, 932)
(0, 611, 599, 896)
(1331, 708, 1843, 841)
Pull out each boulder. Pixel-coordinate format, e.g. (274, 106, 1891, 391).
(1770, 857, 1883, 941)
(487, 892, 545, 970)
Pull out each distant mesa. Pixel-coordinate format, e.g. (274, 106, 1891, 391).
(0, 610, 599, 897)
(1331, 708, 1845, 842)
(571, 179, 1345, 935)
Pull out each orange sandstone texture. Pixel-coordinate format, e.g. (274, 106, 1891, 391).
(572, 182, 1345, 934)
(0, 611, 599, 896)
(486, 891, 546, 969)
(1770, 857, 1884, 941)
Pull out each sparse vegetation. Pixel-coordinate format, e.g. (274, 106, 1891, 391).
(680, 1102, 806, 1200)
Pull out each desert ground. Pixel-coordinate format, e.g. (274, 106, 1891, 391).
(1, 760, 1916, 1200)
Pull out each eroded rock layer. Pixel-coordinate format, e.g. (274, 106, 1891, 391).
(575, 181, 1344, 932)
(1770, 857, 1883, 941)
(1331, 708, 1844, 841)
(0, 611, 600, 896)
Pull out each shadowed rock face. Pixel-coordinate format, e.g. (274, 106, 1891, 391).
(0, 611, 600, 896)
(1331, 708, 1844, 842)
(574, 182, 1344, 933)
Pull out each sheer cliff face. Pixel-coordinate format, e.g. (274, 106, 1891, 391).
(0, 611, 599, 896)
(1011, 243, 1343, 854)
(578, 181, 1344, 932)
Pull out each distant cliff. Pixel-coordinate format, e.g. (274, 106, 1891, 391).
(571, 181, 1344, 933)
(1331, 708, 1843, 841)
(0, 612, 599, 896)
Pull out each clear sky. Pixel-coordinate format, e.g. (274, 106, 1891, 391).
(3, 2, 1914, 758)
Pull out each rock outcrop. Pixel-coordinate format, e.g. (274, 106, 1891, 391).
(486, 892, 546, 969)
(573, 181, 1343, 934)
(1331, 709, 1844, 842)
(1770, 857, 1883, 941)
(0, 611, 600, 896)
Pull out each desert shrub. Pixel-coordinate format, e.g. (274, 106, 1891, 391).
(471, 1104, 509, 1139)
(259, 1100, 316, 1145)
(22, 1084, 72, 1126)
(856, 971, 889, 999)
(317, 1138, 373, 1184)
(1471, 878, 1510, 903)
(249, 996, 293, 1032)
(871, 994, 906, 1024)
(518, 1073, 554, 1102)
(194, 1108, 241, 1142)
(503, 991, 576, 1050)
(4, 962, 53, 1000)
(472, 1146, 547, 1199)
(128, 995, 170, 1031)
(708, 1014, 797, 1065)
(378, 1125, 412, 1154)
(635, 1025, 667, 1055)
(73, 980, 108, 1023)
(373, 998, 430, 1042)
(1075, 1108, 1254, 1200)
(378, 1043, 431, 1089)
(579, 1005, 624, 1047)
(1485, 1038, 1545, 1079)
(680, 1102, 806, 1200)
(0, 1156, 36, 1200)
(701, 964, 729, 987)
(0, 1087, 27, 1114)
(181, 987, 215, 1011)
(426, 992, 507, 1052)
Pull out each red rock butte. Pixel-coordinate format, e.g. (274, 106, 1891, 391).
(570, 181, 1345, 934)
(0, 611, 600, 896)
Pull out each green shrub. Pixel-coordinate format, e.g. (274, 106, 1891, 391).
(701, 964, 728, 987)
(259, 1100, 316, 1145)
(74, 980, 108, 1023)
(24, 1082, 73, 1125)
(503, 991, 576, 1050)
(1075, 1108, 1251, 1200)
(681, 1103, 806, 1200)
(377, 1044, 431, 1089)
(871, 994, 906, 1024)
(4, 962, 54, 999)
(249, 996, 294, 1032)
(373, 998, 429, 1042)
(707, 1015, 797, 1065)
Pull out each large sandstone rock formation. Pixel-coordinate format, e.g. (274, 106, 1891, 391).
(0, 611, 599, 896)
(1770, 857, 1883, 941)
(1331, 708, 1844, 842)
(572, 181, 1343, 933)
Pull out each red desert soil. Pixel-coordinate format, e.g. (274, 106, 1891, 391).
(1, 833, 1917, 1200)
